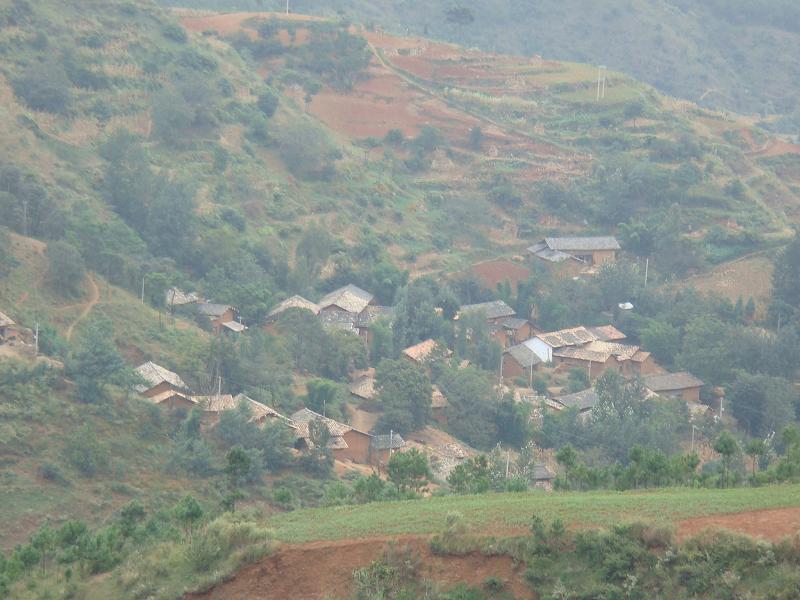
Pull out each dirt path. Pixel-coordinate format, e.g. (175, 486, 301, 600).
(187, 535, 533, 600)
(65, 274, 100, 342)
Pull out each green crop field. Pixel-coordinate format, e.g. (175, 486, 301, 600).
(268, 484, 800, 543)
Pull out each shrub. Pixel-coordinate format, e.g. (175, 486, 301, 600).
(257, 90, 279, 118)
(39, 461, 69, 485)
(162, 22, 188, 43)
(13, 60, 72, 113)
(63, 426, 108, 477)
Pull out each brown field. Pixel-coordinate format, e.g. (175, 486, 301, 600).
(679, 254, 773, 315)
(466, 258, 531, 291)
(187, 536, 533, 600)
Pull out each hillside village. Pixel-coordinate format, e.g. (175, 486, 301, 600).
(1, 234, 709, 485)
(2, 1, 800, 598)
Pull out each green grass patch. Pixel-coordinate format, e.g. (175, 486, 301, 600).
(268, 484, 800, 543)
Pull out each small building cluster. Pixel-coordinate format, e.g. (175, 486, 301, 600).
(132, 359, 406, 468)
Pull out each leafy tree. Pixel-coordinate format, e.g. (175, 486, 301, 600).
(63, 425, 108, 477)
(744, 439, 766, 478)
(392, 280, 445, 349)
(495, 395, 531, 448)
(256, 89, 279, 118)
(772, 232, 800, 312)
(566, 368, 590, 394)
(261, 421, 295, 472)
(713, 431, 739, 487)
(375, 359, 432, 435)
(387, 448, 430, 493)
(29, 525, 55, 575)
(438, 366, 499, 450)
(468, 126, 484, 150)
(223, 446, 252, 512)
(299, 418, 334, 477)
(46, 240, 86, 297)
(727, 373, 797, 438)
(353, 474, 386, 503)
(640, 320, 681, 367)
(276, 119, 338, 180)
(174, 495, 204, 536)
(623, 100, 645, 128)
(447, 455, 491, 494)
(305, 378, 343, 419)
(70, 319, 127, 403)
(445, 6, 475, 26)
(118, 501, 146, 537)
(555, 444, 578, 488)
(152, 87, 193, 143)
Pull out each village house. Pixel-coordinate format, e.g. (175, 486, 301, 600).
(165, 287, 202, 308)
(370, 433, 406, 467)
(349, 373, 376, 405)
(265, 295, 321, 322)
(523, 325, 627, 364)
(196, 302, 243, 334)
(134, 361, 196, 410)
(553, 388, 599, 421)
(531, 464, 557, 491)
(317, 284, 375, 317)
(491, 317, 536, 348)
(528, 236, 620, 267)
(0, 311, 21, 344)
(430, 384, 449, 426)
(402, 338, 452, 366)
(644, 372, 705, 403)
(354, 305, 395, 344)
(291, 408, 378, 464)
(195, 393, 290, 428)
(458, 300, 516, 325)
(553, 340, 655, 379)
(502, 340, 542, 383)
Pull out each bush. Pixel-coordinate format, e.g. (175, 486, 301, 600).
(162, 22, 188, 43)
(39, 461, 69, 485)
(63, 426, 108, 477)
(257, 90, 279, 118)
(13, 60, 72, 113)
(46, 240, 86, 297)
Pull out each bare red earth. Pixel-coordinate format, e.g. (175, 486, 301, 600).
(186, 536, 533, 600)
(468, 259, 531, 291)
(676, 507, 800, 542)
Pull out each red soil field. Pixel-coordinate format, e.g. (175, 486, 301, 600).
(676, 506, 800, 542)
(467, 259, 532, 291)
(187, 536, 533, 600)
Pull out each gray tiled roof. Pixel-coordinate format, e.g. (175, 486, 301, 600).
(554, 388, 599, 412)
(459, 300, 516, 320)
(371, 433, 405, 450)
(267, 295, 320, 319)
(134, 361, 189, 393)
(644, 372, 704, 391)
(197, 303, 232, 317)
(506, 343, 542, 368)
(318, 284, 374, 314)
(532, 464, 556, 480)
(544, 236, 620, 251)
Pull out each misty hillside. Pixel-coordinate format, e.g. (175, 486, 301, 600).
(163, 0, 800, 128)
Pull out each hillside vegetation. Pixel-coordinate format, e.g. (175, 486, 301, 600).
(162, 0, 800, 126)
(4, 1, 800, 598)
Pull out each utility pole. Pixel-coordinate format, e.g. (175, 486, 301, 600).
(644, 257, 649, 288)
(22, 198, 28, 238)
(286, 0, 290, 14)
(505, 450, 510, 478)
(217, 376, 222, 400)
(691, 424, 697, 452)
(141, 275, 146, 304)
(34, 322, 39, 356)
(596, 65, 607, 102)
(389, 429, 394, 457)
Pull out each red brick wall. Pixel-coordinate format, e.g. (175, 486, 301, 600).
(333, 430, 372, 464)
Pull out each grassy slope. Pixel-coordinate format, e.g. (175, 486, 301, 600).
(267, 484, 800, 543)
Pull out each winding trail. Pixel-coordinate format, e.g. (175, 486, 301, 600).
(65, 274, 100, 342)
